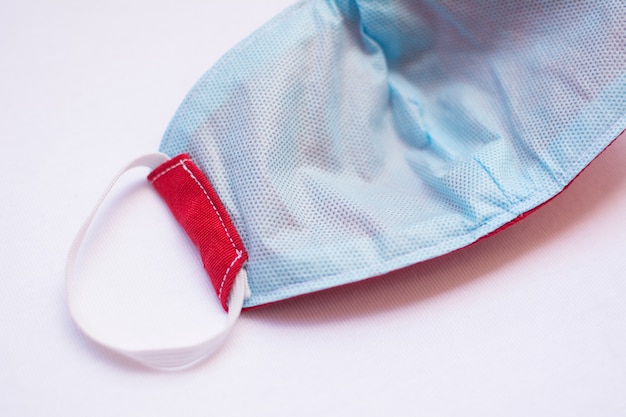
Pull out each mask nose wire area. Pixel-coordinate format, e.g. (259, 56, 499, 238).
(65, 153, 249, 371)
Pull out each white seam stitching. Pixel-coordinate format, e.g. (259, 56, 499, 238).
(218, 251, 242, 301)
(180, 161, 241, 301)
(149, 158, 191, 183)
(181, 162, 237, 249)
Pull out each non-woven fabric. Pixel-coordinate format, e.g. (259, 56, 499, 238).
(159, 0, 626, 308)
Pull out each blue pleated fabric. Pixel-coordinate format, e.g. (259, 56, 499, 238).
(159, 0, 626, 307)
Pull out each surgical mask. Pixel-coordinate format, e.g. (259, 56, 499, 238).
(67, 0, 626, 370)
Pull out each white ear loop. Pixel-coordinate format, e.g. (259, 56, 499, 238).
(65, 153, 248, 371)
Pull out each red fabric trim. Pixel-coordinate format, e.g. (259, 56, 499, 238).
(148, 154, 247, 311)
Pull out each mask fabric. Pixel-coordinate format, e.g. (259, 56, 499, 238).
(158, 0, 626, 308)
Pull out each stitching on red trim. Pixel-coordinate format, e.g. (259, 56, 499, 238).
(218, 250, 243, 300)
(149, 158, 191, 183)
(179, 161, 240, 301)
(148, 155, 242, 301)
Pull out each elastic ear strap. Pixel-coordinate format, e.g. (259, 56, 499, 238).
(65, 153, 247, 371)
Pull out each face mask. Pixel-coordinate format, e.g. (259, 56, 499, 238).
(67, 0, 626, 370)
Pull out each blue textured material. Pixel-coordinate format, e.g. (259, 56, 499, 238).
(159, 0, 626, 307)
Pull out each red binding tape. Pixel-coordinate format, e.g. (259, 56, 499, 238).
(148, 154, 248, 311)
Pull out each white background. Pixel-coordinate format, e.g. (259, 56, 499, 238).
(2, 0, 626, 415)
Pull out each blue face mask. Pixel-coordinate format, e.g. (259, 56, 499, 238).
(68, 0, 626, 369)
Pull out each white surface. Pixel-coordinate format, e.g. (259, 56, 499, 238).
(1, 0, 626, 416)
